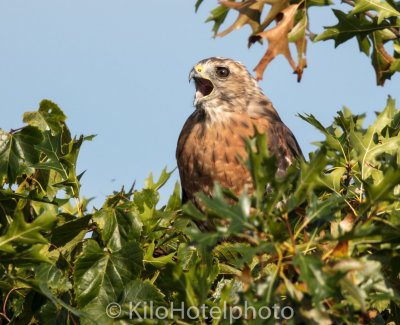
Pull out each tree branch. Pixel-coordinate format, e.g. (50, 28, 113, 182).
(342, 0, 400, 39)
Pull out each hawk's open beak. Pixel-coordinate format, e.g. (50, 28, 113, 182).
(189, 65, 214, 102)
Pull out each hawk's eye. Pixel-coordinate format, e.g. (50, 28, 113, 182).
(215, 66, 230, 78)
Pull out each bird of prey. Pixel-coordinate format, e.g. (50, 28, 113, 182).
(176, 57, 302, 212)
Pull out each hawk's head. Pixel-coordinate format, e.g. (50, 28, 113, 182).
(189, 57, 262, 110)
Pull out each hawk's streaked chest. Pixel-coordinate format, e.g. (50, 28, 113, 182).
(176, 111, 269, 201)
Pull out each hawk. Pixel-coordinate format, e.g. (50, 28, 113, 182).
(176, 57, 302, 214)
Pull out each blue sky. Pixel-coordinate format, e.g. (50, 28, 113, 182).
(0, 1, 398, 207)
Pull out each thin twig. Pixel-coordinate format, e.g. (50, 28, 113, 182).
(1, 287, 21, 322)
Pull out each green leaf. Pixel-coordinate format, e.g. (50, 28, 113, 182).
(213, 242, 257, 269)
(295, 194, 344, 238)
(93, 204, 142, 252)
(177, 244, 199, 271)
(35, 262, 72, 293)
(143, 241, 175, 268)
(195, 0, 204, 12)
(144, 168, 174, 191)
(287, 148, 328, 211)
(314, 10, 395, 47)
(165, 181, 181, 212)
(205, 4, 230, 35)
(73, 240, 144, 308)
(0, 126, 43, 185)
(0, 244, 52, 265)
(122, 279, 165, 305)
(390, 58, 400, 72)
(133, 188, 159, 212)
(50, 213, 92, 249)
(4, 98, 400, 323)
(299, 112, 347, 153)
(351, 0, 400, 24)
(197, 184, 252, 234)
(23, 100, 67, 135)
(357, 33, 371, 55)
(364, 164, 400, 204)
(16, 277, 85, 320)
(349, 101, 400, 180)
(37, 300, 73, 325)
(0, 209, 56, 255)
(182, 200, 207, 222)
(294, 253, 341, 303)
(245, 131, 278, 208)
(288, 13, 307, 42)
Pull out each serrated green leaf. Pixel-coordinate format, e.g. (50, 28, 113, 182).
(294, 253, 341, 302)
(35, 262, 72, 293)
(144, 168, 174, 191)
(177, 244, 199, 271)
(0, 244, 52, 265)
(214, 242, 257, 269)
(0, 210, 56, 254)
(349, 102, 400, 180)
(23, 100, 67, 135)
(351, 0, 400, 24)
(365, 165, 400, 204)
(0, 126, 42, 185)
(288, 148, 327, 210)
(16, 276, 85, 320)
(205, 4, 230, 35)
(165, 181, 181, 212)
(197, 184, 252, 234)
(33, 132, 90, 199)
(74, 240, 143, 308)
(143, 241, 175, 268)
(50, 213, 92, 250)
(122, 279, 165, 305)
(314, 10, 396, 47)
(93, 204, 142, 252)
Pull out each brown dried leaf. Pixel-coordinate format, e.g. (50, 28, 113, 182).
(259, 0, 290, 31)
(332, 240, 349, 257)
(216, 0, 265, 37)
(371, 31, 396, 86)
(253, 4, 300, 80)
(237, 265, 253, 292)
(294, 38, 308, 81)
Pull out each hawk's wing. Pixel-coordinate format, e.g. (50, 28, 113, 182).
(249, 99, 303, 175)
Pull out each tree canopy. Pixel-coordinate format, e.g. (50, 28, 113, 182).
(196, 0, 400, 85)
(0, 1, 400, 324)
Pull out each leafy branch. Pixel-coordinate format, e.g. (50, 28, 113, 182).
(2, 98, 400, 323)
(196, 0, 400, 85)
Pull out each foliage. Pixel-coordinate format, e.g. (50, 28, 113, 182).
(1, 99, 400, 324)
(195, 0, 400, 85)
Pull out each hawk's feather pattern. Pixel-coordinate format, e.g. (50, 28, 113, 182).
(177, 57, 302, 210)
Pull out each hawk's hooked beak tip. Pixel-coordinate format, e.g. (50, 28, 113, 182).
(188, 68, 196, 83)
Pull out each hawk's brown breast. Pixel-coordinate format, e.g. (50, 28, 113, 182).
(178, 57, 303, 210)
(176, 110, 273, 205)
